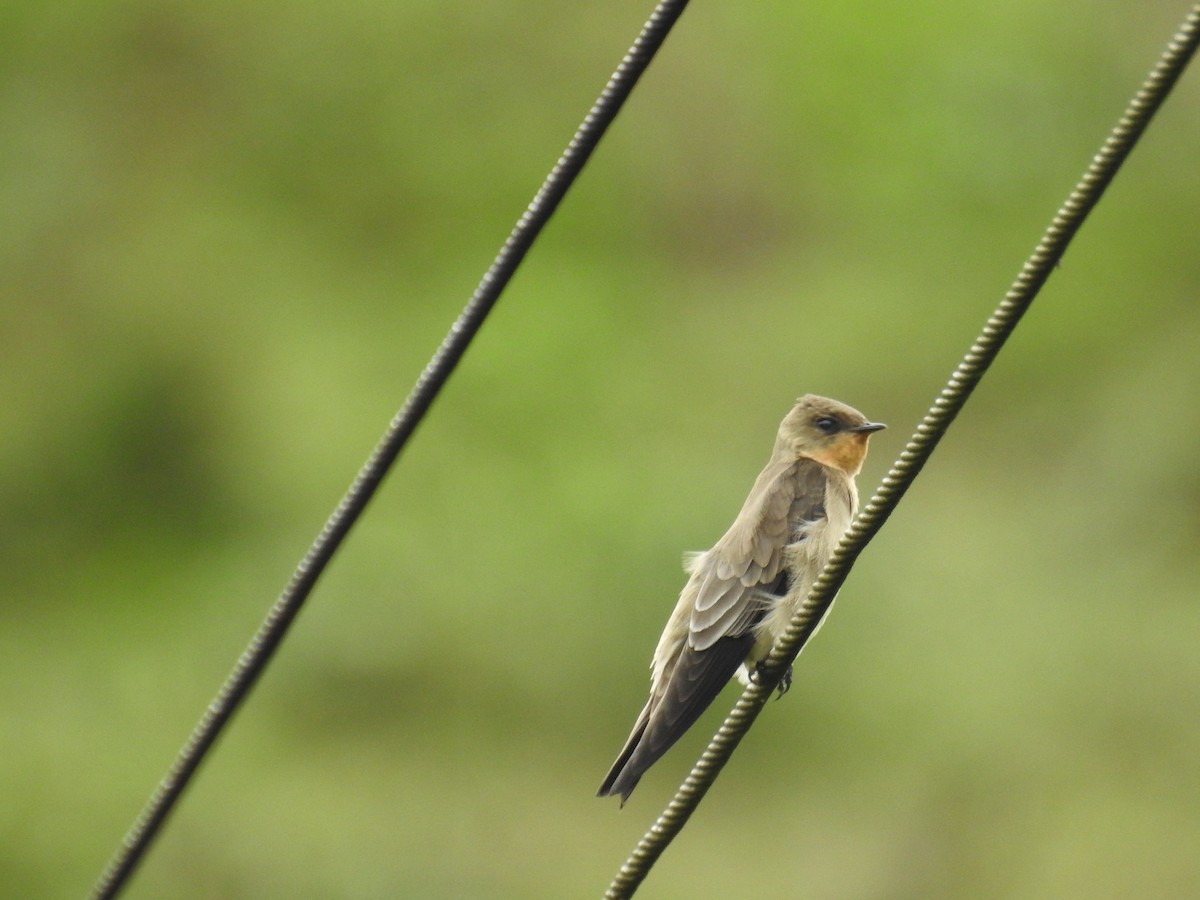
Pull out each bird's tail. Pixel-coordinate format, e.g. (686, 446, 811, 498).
(598, 635, 752, 803)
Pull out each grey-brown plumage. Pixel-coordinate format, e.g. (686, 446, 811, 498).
(598, 395, 884, 802)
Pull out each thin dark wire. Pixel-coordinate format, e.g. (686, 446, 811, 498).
(605, 5, 1200, 897)
(90, 3, 692, 898)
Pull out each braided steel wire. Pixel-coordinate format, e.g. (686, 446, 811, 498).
(89, 3, 692, 897)
(605, 5, 1200, 897)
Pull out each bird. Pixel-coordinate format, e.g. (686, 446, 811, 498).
(598, 394, 884, 803)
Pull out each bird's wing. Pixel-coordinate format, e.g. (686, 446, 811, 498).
(688, 458, 829, 650)
(598, 458, 831, 802)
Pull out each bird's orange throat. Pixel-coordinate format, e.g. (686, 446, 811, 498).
(804, 433, 871, 476)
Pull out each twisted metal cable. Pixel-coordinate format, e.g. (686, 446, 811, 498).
(89, 3, 693, 898)
(605, 5, 1200, 897)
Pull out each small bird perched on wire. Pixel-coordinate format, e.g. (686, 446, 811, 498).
(598, 394, 884, 802)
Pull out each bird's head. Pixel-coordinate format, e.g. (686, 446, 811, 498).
(778, 394, 885, 476)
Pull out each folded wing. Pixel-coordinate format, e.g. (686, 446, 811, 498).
(598, 458, 830, 801)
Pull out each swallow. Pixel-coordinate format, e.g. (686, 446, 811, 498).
(598, 395, 884, 802)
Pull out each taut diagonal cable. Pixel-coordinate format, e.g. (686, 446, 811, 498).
(605, 4, 1200, 897)
(90, 2, 693, 897)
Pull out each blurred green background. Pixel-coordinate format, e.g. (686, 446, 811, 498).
(2, 1, 1199, 897)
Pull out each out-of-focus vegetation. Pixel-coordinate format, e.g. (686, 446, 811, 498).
(2, 1, 1198, 897)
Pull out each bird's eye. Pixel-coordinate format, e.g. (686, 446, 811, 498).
(814, 416, 840, 434)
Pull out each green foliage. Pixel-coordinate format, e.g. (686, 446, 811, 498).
(2, 1, 1198, 896)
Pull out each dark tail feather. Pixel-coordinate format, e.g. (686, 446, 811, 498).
(597, 703, 651, 803)
(598, 635, 752, 803)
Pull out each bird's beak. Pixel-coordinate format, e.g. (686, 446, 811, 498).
(851, 422, 886, 434)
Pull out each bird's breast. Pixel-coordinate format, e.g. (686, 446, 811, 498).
(745, 479, 856, 668)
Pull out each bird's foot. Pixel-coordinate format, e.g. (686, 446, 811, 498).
(752, 662, 793, 699)
(776, 664, 793, 699)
